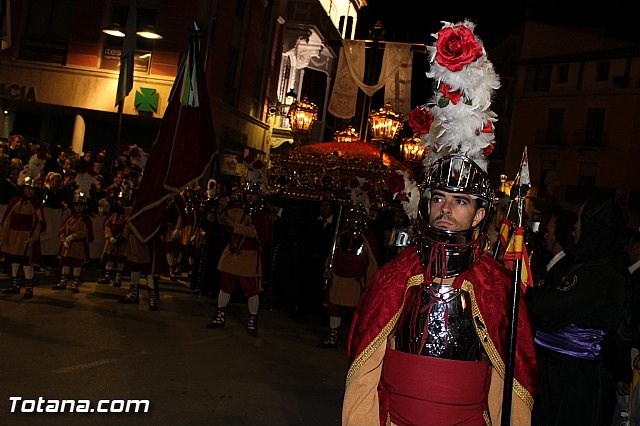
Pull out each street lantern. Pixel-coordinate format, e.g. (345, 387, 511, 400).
(401, 134, 426, 164)
(334, 126, 358, 143)
(369, 102, 403, 145)
(288, 96, 318, 143)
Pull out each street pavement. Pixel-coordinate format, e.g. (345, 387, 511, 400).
(0, 267, 349, 426)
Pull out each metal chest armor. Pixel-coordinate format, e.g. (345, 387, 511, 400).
(338, 232, 365, 256)
(395, 281, 483, 361)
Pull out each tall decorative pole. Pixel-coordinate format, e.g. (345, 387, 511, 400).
(500, 146, 531, 426)
(112, 0, 137, 180)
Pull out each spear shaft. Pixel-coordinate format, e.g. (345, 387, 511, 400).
(500, 179, 530, 426)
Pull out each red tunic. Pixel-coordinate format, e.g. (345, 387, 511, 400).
(346, 246, 537, 424)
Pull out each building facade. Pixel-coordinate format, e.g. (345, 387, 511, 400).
(493, 21, 640, 227)
(0, 0, 363, 182)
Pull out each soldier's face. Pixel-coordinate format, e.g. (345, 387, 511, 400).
(428, 190, 485, 231)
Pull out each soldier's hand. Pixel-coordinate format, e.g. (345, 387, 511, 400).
(109, 237, 118, 244)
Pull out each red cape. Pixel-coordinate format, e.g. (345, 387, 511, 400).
(347, 246, 537, 418)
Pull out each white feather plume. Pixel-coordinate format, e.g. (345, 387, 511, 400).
(420, 20, 500, 172)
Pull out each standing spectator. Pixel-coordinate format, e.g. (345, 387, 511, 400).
(206, 182, 270, 336)
(0, 177, 46, 299)
(528, 198, 629, 426)
(61, 157, 74, 178)
(0, 151, 10, 178)
(59, 169, 78, 207)
(0, 166, 21, 205)
(6, 133, 28, 165)
(42, 172, 66, 209)
(52, 192, 93, 293)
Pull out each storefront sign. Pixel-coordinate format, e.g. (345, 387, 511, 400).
(100, 47, 151, 74)
(0, 82, 36, 102)
(18, 38, 68, 65)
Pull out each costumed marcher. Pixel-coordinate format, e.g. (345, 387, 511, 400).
(0, 176, 46, 299)
(117, 219, 160, 311)
(191, 178, 229, 297)
(342, 21, 537, 425)
(97, 194, 128, 287)
(178, 184, 200, 285)
(161, 194, 186, 281)
(528, 198, 629, 426)
(206, 180, 270, 336)
(318, 195, 379, 349)
(53, 191, 94, 293)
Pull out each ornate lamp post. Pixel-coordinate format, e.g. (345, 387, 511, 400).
(401, 134, 426, 164)
(288, 96, 318, 144)
(369, 102, 404, 147)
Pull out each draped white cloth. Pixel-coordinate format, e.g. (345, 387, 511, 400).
(328, 40, 413, 119)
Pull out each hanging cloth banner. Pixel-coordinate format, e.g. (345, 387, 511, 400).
(328, 40, 413, 119)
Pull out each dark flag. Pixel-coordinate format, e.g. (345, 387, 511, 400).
(128, 22, 217, 242)
(115, 0, 137, 106)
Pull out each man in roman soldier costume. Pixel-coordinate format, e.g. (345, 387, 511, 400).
(206, 180, 270, 336)
(53, 191, 94, 293)
(161, 194, 186, 281)
(178, 184, 200, 284)
(0, 176, 46, 299)
(117, 217, 160, 311)
(192, 178, 229, 296)
(318, 202, 379, 349)
(342, 21, 537, 425)
(97, 193, 128, 287)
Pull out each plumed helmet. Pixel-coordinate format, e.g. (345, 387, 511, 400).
(19, 175, 40, 188)
(72, 191, 89, 205)
(420, 154, 494, 209)
(243, 180, 262, 195)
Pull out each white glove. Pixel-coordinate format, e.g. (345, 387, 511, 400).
(109, 237, 117, 244)
(171, 229, 180, 240)
(190, 234, 196, 243)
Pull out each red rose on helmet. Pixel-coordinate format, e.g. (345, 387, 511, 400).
(408, 107, 434, 135)
(482, 144, 494, 156)
(440, 84, 463, 105)
(481, 121, 493, 133)
(435, 25, 483, 72)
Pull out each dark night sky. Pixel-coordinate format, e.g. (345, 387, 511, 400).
(351, 0, 636, 109)
(357, 0, 637, 47)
